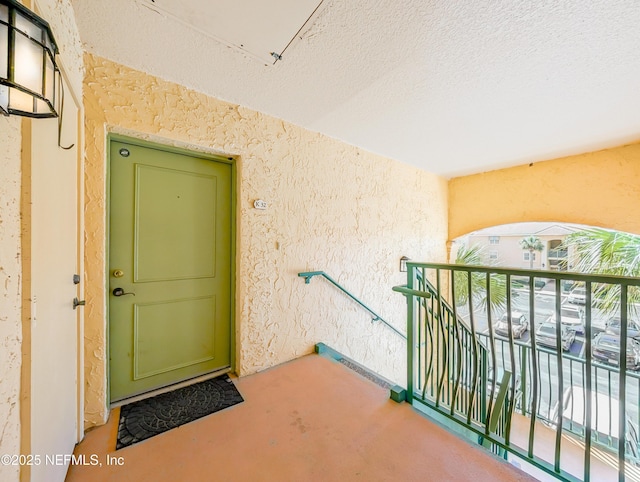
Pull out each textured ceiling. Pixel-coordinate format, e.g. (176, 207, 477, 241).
(70, 0, 640, 178)
(134, 0, 325, 64)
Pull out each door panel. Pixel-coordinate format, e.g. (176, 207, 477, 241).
(109, 140, 232, 402)
(133, 296, 216, 379)
(135, 165, 217, 281)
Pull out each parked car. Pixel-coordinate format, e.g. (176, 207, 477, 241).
(512, 277, 547, 290)
(592, 333, 640, 370)
(605, 316, 640, 340)
(590, 316, 609, 336)
(546, 305, 584, 333)
(561, 279, 576, 294)
(494, 311, 528, 339)
(567, 287, 587, 305)
(535, 322, 576, 352)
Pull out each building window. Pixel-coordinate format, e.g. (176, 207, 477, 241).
(548, 239, 567, 260)
(489, 251, 498, 260)
(523, 252, 536, 261)
(489, 236, 500, 245)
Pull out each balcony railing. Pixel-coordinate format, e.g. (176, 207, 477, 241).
(394, 263, 640, 482)
(549, 249, 569, 259)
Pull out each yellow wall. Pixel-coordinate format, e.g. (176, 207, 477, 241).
(83, 53, 449, 427)
(449, 143, 640, 240)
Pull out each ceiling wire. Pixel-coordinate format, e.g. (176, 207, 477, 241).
(273, 0, 326, 64)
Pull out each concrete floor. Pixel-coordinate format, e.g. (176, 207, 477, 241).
(66, 354, 536, 482)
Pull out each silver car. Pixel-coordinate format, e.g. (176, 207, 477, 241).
(547, 305, 584, 334)
(494, 311, 528, 339)
(568, 287, 587, 305)
(604, 316, 640, 341)
(535, 322, 576, 351)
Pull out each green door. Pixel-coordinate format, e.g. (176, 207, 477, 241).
(109, 139, 232, 402)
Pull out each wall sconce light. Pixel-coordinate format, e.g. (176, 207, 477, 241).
(399, 256, 410, 272)
(0, 0, 60, 118)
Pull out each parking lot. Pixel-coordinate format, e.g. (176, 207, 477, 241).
(459, 281, 611, 355)
(456, 280, 640, 436)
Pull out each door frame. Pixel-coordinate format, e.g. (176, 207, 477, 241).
(19, 55, 85, 481)
(105, 133, 237, 406)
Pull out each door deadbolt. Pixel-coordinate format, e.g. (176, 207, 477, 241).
(113, 269, 124, 278)
(113, 288, 135, 297)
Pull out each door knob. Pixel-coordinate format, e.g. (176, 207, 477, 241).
(73, 298, 85, 309)
(112, 288, 135, 297)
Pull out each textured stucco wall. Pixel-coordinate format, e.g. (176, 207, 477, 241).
(82, 53, 448, 427)
(34, 0, 84, 97)
(449, 143, 640, 240)
(0, 117, 22, 482)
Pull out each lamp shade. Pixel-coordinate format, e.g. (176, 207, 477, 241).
(0, 0, 59, 117)
(400, 256, 410, 272)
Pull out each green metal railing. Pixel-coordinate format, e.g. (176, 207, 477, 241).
(298, 271, 406, 339)
(394, 262, 640, 482)
(394, 276, 493, 430)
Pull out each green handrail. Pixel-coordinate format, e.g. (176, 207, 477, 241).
(392, 285, 433, 299)
(298, 271, 406, 339)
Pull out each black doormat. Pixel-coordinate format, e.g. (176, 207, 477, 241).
(116, 374, 243, 449)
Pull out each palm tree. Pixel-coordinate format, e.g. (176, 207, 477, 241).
(562, 228, 640, 316)
(453, 244, 506, 314)
(519, 236, 544, 269)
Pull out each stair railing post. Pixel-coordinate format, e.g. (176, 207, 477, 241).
(406, 263, 415, 404)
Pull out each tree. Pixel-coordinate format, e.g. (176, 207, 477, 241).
(563, 228, 640, 316)
(453, 244, 506, 314)
(519, 236, 544, 269)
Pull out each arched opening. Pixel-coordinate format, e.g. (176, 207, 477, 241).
(447, 144, 640, 242)
(450, 220, 640, 335)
